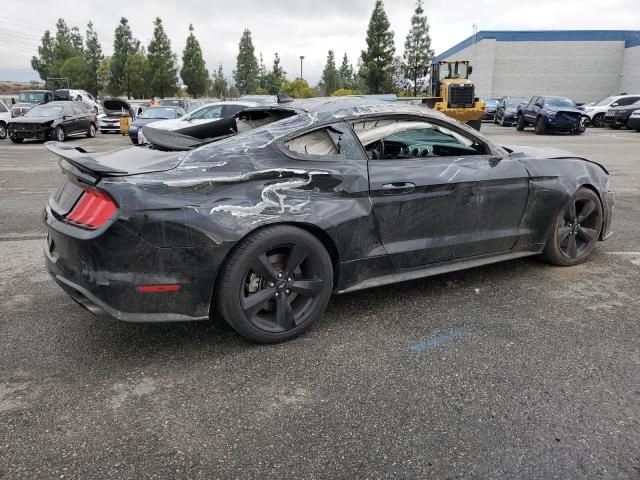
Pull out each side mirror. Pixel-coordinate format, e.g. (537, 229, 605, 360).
(468, 66, 473, 75)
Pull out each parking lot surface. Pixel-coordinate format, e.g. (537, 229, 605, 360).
(1, 125, 639, 479)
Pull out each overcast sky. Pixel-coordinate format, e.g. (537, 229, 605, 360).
(1, 0, 639, 84)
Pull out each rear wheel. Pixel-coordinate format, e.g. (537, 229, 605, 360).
(541, 188, 603, 266)
(535, 116, 546, 135)
(55, 126, 65, 142)
(516, 114, 525, 131)
(217, 225, 333, 343)
(86, 123, 96, 138)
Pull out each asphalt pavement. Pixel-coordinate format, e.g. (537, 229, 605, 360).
(1, 125, 639, 479)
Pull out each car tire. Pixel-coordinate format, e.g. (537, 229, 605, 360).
(86, 123, 96, 138)
(217, 225, 333, 343)
(0, 122, 6, 140)
(541, 187, 603, 267)
(55, 126, 66, 142)
(466, 119, 481, 131)
(535, 116, 546, 135)
(591, 113, 605, 128)
(10, 137, 24, 144)
(516, 115, 525, 131)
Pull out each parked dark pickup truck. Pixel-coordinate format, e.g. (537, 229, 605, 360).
(516, 96, 586, 135)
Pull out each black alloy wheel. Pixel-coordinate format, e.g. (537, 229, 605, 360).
(591, 113, 606, 128)
(0, 122, 6, 139)
(542, 187, 603, 266)
(218, 225, 333, 343)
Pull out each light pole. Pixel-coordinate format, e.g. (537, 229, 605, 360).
(299, 55, 305, 80)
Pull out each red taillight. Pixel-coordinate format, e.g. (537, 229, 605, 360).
(66, 189, 117, 229)
(136, 284, 182, 293)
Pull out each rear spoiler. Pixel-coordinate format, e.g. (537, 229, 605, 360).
(45, 142, 127, 177)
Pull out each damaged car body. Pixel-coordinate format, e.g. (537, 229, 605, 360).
(43, 97, 614, 343)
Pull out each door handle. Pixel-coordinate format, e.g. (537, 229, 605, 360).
(380, 182, 416, 195)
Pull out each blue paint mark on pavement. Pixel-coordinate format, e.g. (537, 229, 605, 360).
(410, 326, 476, 352)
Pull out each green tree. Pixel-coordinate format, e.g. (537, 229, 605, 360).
(60, 55, 88, 88)
(338, 53, 355, 90)
(233, 29, 259, 95)
(70, 26, 84, 54)
(83, 22, 103, 96)
(96, 57, 111, 94)
(180, 24, 209, 98)
(402, 0, 434, 96)
(361, 0, 395, 94)
(257, 53, 268, 90)
(321, 50, 340, 95)
(211, 63, 228, 98)
(146, 17, 179, 98)
(47, 19, 83, 78)
(110, 17, 141, 97)
(31, 30, 55, 81)
(125, 53, 148, 99)
(282, 78, 314, 98)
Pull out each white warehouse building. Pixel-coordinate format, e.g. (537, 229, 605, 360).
(434, 30, 640, 103)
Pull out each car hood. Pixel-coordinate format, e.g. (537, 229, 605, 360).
(545, 107, 583, 115)
(102, 98, 133, 114)
(132, 117, 167, 127)
(9, 116, 60, 124)
(503, 144, 608, 174)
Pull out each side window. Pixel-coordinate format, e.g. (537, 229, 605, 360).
(0, 102, 7, 113)
(63, 107, 74, 117)
(351, 118, 487, 160)
(617, 97, 639, 106)
(71, 105, 84, 115)
(283, 122, 365, 161)
(222, 104, 246, 117)
(536, 97, 544, 107)
(190, 106, 222, 120)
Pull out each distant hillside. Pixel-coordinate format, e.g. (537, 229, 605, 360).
(0, 81, 44, 95)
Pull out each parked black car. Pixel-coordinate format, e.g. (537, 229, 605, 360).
(626, 109, 640, 131)
(517, 96, 586, 135)
(495, 96, 529, 126)
(43, 98, 613, 343)
(604, 99, 640, 129)
(7, 101, 96, 143)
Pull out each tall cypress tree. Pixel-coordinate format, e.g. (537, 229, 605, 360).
(146, 17, 179, 98)
(211, 63, 228, 98)
(50, 19, 82, 78)
(338, 53, 354, 90)
(233, 29, 259, 95)
(31, 30, 55, 81)
(180, 24, 209, 98)
(83, 22, 104, 96)
(321, 50, 339, 95)
(110, 17, 141, 97)
(402, 0, 434, 96)
(360, 0, 395, 94)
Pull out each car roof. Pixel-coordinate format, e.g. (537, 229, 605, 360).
(37, 101, 76, 106)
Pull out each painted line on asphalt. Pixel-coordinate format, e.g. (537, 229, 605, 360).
(0, 234, 46, 242)
(410, 326, 475, 353)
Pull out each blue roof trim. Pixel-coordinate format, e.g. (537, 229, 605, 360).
(435, 30, 640, 61)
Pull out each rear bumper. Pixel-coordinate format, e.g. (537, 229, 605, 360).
(44, 207, 214, 323)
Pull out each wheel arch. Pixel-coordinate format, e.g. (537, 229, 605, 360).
(210, 221, 341, 315)
(578, 183, 607, 240)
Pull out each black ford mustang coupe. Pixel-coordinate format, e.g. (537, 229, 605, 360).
(44, 98, 614, 342)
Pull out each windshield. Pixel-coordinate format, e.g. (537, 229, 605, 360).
(19, 91, 46, 103)
(544, 97, 576, 108)
(439, 62, 469, 81)
(140, 107, 178, 119)
(507, 97, 528, 108)
(159, 99, 182, 106)
(24, 105, 63, 117)
(188, 105, 223, 120)
(593, 96, 616, 107)
(484, 99, 498, 107)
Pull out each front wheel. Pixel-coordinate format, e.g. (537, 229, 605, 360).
(516, 115, 525, 131)
(541, 187, 603, 266)
(55, 126, 65, 142)
(86, 123, 96, 138)
(217, 225, 333, 343)
(535, 116, 546, 135)
(591, 113, 606, 128)
(0, 122, 6, 140)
